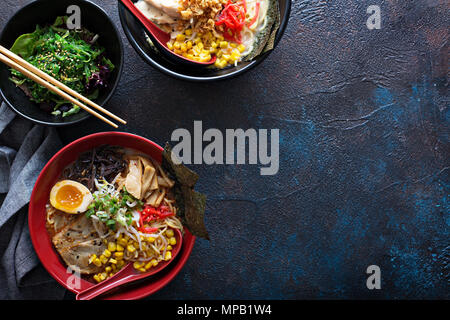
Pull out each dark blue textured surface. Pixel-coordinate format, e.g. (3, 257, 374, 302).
(1, 0, 448, 299)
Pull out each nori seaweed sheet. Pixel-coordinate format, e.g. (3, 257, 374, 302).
(162, 143, 210, 240)
(244, 0, 281, 61)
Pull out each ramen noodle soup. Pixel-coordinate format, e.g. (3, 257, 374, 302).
(135, 0, 280, 68)
(46, 145, 183, 283)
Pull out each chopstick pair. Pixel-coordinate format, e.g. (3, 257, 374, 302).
(0, 45, 126, 128)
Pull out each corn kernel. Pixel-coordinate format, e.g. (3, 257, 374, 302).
(103, 249, 111, 258)
(181, 43, 187, 52)
(231, 52, 240, 62)
(99, 255, 108, 264)
(117, 238, 127, 247)
(166, 229, 174, 237)
(173, 41, 181, 50)
(114, 251, 124, 259)
(116, 244, 124, 251)
(164, 251, 172, 261)
(145, 262, 152, 270)
(169, 237, 177, 245)
(167, 42, 174, 50)
(93, 274, 101, 283)
(185, 29, 192, 36)
(220, 41, 228, 48)
(133, 261, 143, 269)
(167, 245, 173, 251)
(88, 254, 97, 264)
(93, 258, 102, 267)
(107, 242, 116, 252)
(237, 44, 245, 53)
(127, 244, 136, 253)
(176, 34, 185, 42)
(100, 272, 107, 281)
(105, 266, 112, 273)
(117, 260, 125, 268)
(230, 42, 237, 48)
(139, 267, 146, 273)
(151, 259, 158, 267)
(109, 258, 117, 264)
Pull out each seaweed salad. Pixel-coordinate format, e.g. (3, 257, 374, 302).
(9, 16, 114, 117)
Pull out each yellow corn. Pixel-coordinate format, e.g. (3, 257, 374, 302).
(93, 258, 102, 267)
(107, 242, 116, 252)
(88, 254, 97, 264)
(116, 244, 124, 252)
(105, 266, 112, 273)
(114, 251, 124, 259)
(166, 229, 174, 237)
(100, 273, 107, 281)
(167, 245, 173, 251)
(103, 249, 111, 258)
(127, 244, 136, 253)
(93, 274, 101, 283)
(169, 237, 177, 245)
(117, 237, 127, 246)
(151, 259, 158, 267)
(109, 258, 117, 264)
(164, 251, 172, 261)
(166, 31, 241, 68)
(99, 254, 108, 264)
(176, 34, 185, 42)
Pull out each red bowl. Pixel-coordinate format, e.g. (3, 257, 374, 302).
(29, 132, 195, 299)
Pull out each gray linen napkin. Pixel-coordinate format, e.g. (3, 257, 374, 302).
(0, 102, 66, 299)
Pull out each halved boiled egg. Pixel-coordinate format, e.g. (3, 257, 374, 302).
(50, 180, 93, 214)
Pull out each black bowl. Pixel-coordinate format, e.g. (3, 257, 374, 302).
(118, 0, 291, 82)
(0, 0, 124, 126)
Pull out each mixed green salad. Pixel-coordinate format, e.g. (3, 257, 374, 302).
(9, 16, 114, 117)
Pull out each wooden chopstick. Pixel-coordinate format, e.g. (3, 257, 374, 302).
(0, 45, 126, 127)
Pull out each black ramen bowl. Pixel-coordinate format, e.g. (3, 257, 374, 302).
(0, 0, 124, 126)
(119, 0, 291, 82)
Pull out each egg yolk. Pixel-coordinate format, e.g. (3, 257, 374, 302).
(55, 185, 83, 210)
